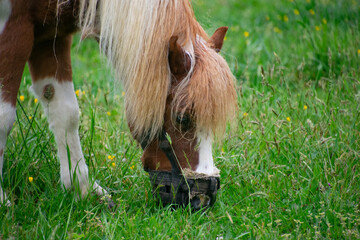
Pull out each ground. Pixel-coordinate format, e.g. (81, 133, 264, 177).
(1, 0, 359, 239)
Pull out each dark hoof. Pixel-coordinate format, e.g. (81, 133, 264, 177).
(99, 195, 115, 209)
(107, 198, 115, 209)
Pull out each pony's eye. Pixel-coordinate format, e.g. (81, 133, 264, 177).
(175, 114, 191, 131)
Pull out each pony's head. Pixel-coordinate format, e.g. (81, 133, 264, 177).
(140, 27, 237, 176)
(79, 0, 237, 208)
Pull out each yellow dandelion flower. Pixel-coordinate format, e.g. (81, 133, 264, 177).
(357, 49, 360, 55)
(266, 16, 270, 21)
(111, 162, 116, 167)
(309, 9, 315, 15)
(304, 105, 308, 110)
(315, 25, 320, 31)
(19, 95, 25, 101)
(244, 31, 249, 38)
(107, 111, 111, 116)
(274, 27, 282, 33)
(130, 165, 135, 170)
(34, 98, 38, 104)
(75, 90, 80, 97)
(28, 177, 33, 183)
(243, 112, 248, 117)
(294, 9, 300, 15)
(29, 116, 33, 120)
(283, 15, 289, 22)
(286, 117, 291, 122)
(322, 18, 327, 24)
(107, 155, 112, 160)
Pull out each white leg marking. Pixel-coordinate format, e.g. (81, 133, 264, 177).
(195, 134, 219, 175)
(0, 0, 11, 34)
(0, 94, 16, 206)
(30, 79, 106, 197)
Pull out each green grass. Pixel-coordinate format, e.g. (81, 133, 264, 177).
(1, 0, 360, 239)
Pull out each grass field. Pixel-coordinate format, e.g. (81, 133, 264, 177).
(1, 0, 360, 239)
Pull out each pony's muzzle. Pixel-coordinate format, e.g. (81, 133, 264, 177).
(146, 169, 220, 211)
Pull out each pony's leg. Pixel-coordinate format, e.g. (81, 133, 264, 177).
(28, 36, 106, 198)
(0, 8, 34, 205)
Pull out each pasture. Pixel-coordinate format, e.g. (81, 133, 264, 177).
(1, 0, 359, 238)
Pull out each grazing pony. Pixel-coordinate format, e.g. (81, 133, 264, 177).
(0, 0, 237, 207)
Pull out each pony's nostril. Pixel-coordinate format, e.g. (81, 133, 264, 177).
(190, 194, 211, 210)
(190, 196, 202, 210)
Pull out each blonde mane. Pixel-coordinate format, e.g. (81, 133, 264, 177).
(79, 0, 236, 140)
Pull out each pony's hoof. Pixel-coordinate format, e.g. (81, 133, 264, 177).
(100, 194, 115, 209)
(92, 182, 115, 209)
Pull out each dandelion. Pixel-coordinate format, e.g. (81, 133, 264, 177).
(244, 31, 249, 38)
(243, 112, 248, 117)
(322, 18, 327, 24)
(130, 165, 135, 170)
(107, 111, 111, 116)
(357, 49, 360, 55)
(309, 9, 315, 15)
(315, 25, 320, 31)
(34, 98, 38, 104)
(303, 105, 308, 110)
(28, 177, 33, 183)
(294, 9, 300, 15)
(274, 27, 282, 33)
(286, 117, 291, 122)
(29, 116, 33, 120)
(283, 15, 289, 22)
(108, 155, 115, 160)
(111, 162, 116, 167)
(75, 89, 80, 97)
(19, 95, 24, 101)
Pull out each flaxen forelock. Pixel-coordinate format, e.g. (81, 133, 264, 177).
(173, 40, 237, 138)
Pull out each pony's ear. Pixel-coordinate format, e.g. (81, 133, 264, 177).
(208, 26, 228, 53)
(168, 36, 191, 79)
